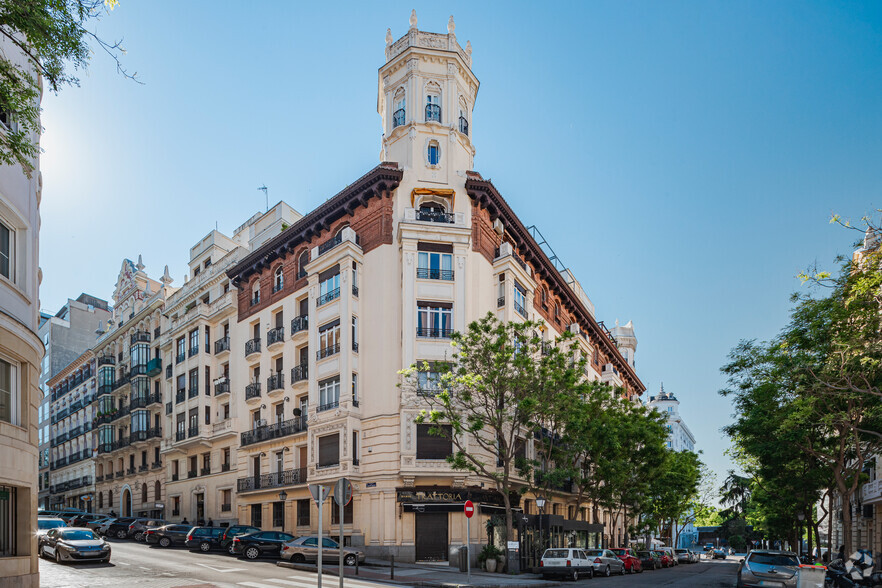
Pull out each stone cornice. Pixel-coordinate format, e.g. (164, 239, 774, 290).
(227, 163, 403, 287)
(465, 173, 645, 394)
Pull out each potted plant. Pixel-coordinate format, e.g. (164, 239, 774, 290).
(292, 407, 302, 417)
(478, 544, 502, 573)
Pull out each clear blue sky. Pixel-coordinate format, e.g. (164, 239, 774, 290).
(39, 1, 882, 492)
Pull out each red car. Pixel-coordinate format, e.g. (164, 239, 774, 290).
(653, 550, 673, 568)
(610, 548, 643, 573)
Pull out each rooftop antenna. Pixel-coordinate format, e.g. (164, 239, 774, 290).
(258, 185, 268, 212)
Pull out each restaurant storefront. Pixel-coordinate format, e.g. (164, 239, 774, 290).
(517, 513, 604, 571)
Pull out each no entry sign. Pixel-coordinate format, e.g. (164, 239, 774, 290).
(464, 500, 475, 518)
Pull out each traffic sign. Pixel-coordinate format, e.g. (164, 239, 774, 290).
(464, 500, 475, 518)
(334, 478, 353, 507)
(309, 484, 331, 505)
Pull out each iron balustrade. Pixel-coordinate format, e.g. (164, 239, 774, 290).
(240, 416, 307, 447)
(245, 382, 261, 400)
(201, 467, 211, 476)
(291, 315, 308, 335)
(291, 364, 308, 383)
(172, 473, 180, 481)
(459, 115, 469, 135)
(139, 464, 149, 472)
(126, 467, 136, 475)
(416, 326, 453, 338)
(166, 365, 172, 379)
(166, 403, 172, 416)
(98, 355, 116, 367)
(176, 352, 186, 364)
(130, 331, 151, 344)
(415, 209, 454, 223)
(175, 430, 186, 442)
(316, 287, 340, 306)
(416, 267, 454, 280)
(113, 373, 131, 390)
(97, 383, 113, 397)
(425, 103, 441, 122)
(221, 503, 232, 512)
(237, 467, 307, 492)
(267, 373, 284, 392)
(352, 399, 359, 408)
(188, 346, 199, 358)
(130, 427, 161, 443)
(267, 327, 285, 346)
(352, 284, 359, 297)
(131, 363, 148, 377)
(152, 461, 162, 470)
(221, 463, 231, 472)
(245, 338, 261, 356)
(317, 343, 340, 360)
(215, 381, 230, 395)
(317, 400, 339, 413)
(188, 387, 199, 399)
(188, 470, 197, 479)
(188, 425, 199, 438)
(393, 108, 405, 127)
(214, 337, 231, 354)
(318, 234, 343, 255)
(176, 390, 185, 403)
(515, 301, 527, 317)
(115, 471, 123, 478)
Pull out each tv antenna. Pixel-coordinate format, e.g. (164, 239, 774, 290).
(258, 184, 268, 211)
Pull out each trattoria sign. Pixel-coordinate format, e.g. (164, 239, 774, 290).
(396, 487, 517, 508)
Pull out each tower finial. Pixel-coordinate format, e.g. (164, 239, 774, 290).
(136, 254, 145, 271)
(660, 382, 665, 395)
(386, 27, 393, 45)
(466, 40, 472, 56)
(448, 15, 455, 34)
(161, 265, 173, 285)
(409, 9, 417, 29)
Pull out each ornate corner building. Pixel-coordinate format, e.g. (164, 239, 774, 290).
(223, 13, 644, 565)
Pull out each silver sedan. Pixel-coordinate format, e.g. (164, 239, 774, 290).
(281, 536, 365, 566)
(583, 549, 625, 577)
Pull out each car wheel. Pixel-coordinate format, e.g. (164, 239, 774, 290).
(116, 529, 127, 539)
(619, 563, 625, 575)
(227, 543, 236, 555)
(54, 549, 63, 564)
(572, 569, 579, 581)
(245, 546, 260, 560)
(604, 565, 610, 577)
(344, 554, 357, 567)
(199, 541, 211, 552)
(292, 553, 306, 563)
(134, 532, 143, 541)
(159, 537, 171, 548)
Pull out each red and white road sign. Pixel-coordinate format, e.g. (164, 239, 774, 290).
(464, 500, 475, 518)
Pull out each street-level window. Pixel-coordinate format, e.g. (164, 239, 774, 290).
(416, 424, 452, 459)
(0, 485, 17, 556)
(0, 220, 12, 281)
(297, 499, 310, 526)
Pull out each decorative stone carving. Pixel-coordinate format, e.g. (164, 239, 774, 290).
(453, 477, 465, 488)
(405, 412, 415, 449)
(448, 15, 455, 34)
(386, 28, 393, 46)
(409, 9, 417, 29)
(403, 476, 415, 487)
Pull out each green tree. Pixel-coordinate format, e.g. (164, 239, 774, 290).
(0, 0, 132, 173)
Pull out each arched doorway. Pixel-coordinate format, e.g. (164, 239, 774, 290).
(122, 489, 132, 517)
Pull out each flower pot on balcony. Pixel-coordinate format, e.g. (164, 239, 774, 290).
(292, 407, 302, 417)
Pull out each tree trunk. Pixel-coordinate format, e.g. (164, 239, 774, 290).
(842, 494, 853, 557)
(828, 491, 834, 559)
(805, 508, 813, 559)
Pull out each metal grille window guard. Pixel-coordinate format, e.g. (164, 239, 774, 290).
(497, 296, 505, 307)
(188, 425, 199, 438)
(245, 382, 261, 400)
(317, 401, 339, 413)
(416, 327, 453, 338)
(316, 343, 340, 360)
(188, 387, 199, 399)
(316, 287, 340, 306)
(352, 284, 359, 297)
(176, 352, 185, 364)
(188, 346, 199, 357)
(176, 390, 185, 403)
(514, 301, 527, 317)
(175, 431, 186, 442)
(416, 268, 454, 280)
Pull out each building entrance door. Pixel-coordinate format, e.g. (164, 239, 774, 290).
(415, 512, 448, 561)
(122, 489, 132, 517)
(195, 493, 204, 523)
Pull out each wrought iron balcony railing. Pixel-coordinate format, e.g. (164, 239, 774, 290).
(237, 467, 307, 492)
(416, 267, 454, 280)
(291, 364, 308, 383)
(245, 338, 261, 356)
(425, 103, 441, 123)
(415, 209, 454, 223)
(245, 382, 261, 400)
(267, 327, 285, 346)
(291, 315, 308, 335)
(393, 108, 405, 128)
(214, 337, 230, 354)
(317, 343, 340, 360)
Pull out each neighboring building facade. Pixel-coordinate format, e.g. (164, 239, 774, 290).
(0, 33, 42, 588)
(37, 294, 111, 509)
(91, 259, 175, 519)
(160, 202, 301, 526)
(224, 13, 643, 566)
(47, 352, 97, 511)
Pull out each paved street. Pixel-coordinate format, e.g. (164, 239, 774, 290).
(39, 538, 740, 588)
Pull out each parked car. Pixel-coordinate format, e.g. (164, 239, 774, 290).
(37, 517, 67, 538)
(129, 519, 168, 541)
(145, 524, 193, 547)
(689, 550, 701, 563)
(610, 548, 643, 573)
(736, 550, 800, 588)
(713, 548, 728, 560)
(57, 511, 86, 525)
(38, 527, 111, 564)
(69, 513, 106, 528)
(658, 547, 679, 566)
(638, 550, 661, 570)
(675, 548, 692, 564)
(185, 527, 226, 552)
(103, 517, 137, 539)
(219, 525, 261, 554)
(537, 548, 594, 581)
(704, 543, 715, 551)
(584, 548, 626, 577)
(84, 516, 114, 533)
(281, 536, 367, 566)
(654, 550, 674, 568)
(231, 531, 295, 560)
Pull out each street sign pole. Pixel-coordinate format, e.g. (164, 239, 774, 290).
(310, 484, 331, 588)
(333, 478, 353, 588)
(464, 500, 474, 584)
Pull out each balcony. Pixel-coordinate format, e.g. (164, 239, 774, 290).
(131, 330, 151, 345)
(113, 373, 131, 391)
(131, 362, 148, 377)
(214, 337, 230, 354)
(130, 427, 162, 445)
(237, 467, 307, 492)
(425, 103, 441, 123)
(291, 364, 308, 384)
(318, 234, 343, 256)
(139, 464, 149, 472)
(245, 338, 261, 357)
(115, 471, 123, 478)
(863, 479, 882, 504)
(98, 355, 116, 367)
(165, 365, 172, 379)
(146, 357, 162, 377)
(175, 430, 186, 442)
(126, 467, 136, 476)
(291, 315, 308, 336)
(267, 373, 284, 392)
(316, 288, 340, 307)
(188, 346, 199, 358)
(416, 326, 453, 339)
(130, 392, 161, 410)
(317, 343, 340, 361)
(459, 115, 469, 136)
(417, 267, 454, 280)
(240, 416, 307, 447)
(188, 425, 199, 438)
(317, 401, 339, 413)
(97, 383, 113, 397)
(188, 470, 197, 479)
(176, 352, 186, 364)
(415, 208, 455, 224)
(188, 387, 199, 399)
(267, 327, 285, 347)
(152, 461, 162, 470)
(215, 380, 230, 395)
(393, 108, 405, 128)
(221, 462, 231, 472)
(245, 383, 261, 401)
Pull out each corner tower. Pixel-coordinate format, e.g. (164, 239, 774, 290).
(379, 11, 479, 183)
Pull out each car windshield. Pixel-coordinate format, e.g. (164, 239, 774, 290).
(637, 551, 651, 557)
(584, 550, 603, 557)
(60, 530, 96, 540)
(544, 549, 570, 559)
(749, 553, 799, 567)
(38, 519, 65, 530)
(610, 549, 627, 555)
(675, 549, 687, 554)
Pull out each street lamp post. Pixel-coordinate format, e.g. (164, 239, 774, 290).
(536, 496, 547, 566)
(797, 512, 805, 558)
(279, 490, 288, 535)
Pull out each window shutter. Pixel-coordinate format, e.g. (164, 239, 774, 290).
(416, 424, 452, 459)
(318, 433, 340, 467)
(417, 242, 453, 253)
(318, 265, 340, 282)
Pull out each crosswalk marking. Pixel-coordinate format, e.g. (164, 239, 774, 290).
(288, 575, 386, 588)
(238, 571, 407, 588)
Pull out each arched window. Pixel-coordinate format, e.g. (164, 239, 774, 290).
(251, 280, 260, 306)
(393, 88, 406, 128)
(141, 484, 148, 504)
(417, 200, 450, 223)
(425, 83, 441, 123)
(297, 251, 309, 279)
(427, 140, 440, 166)
(154, 480, 161, 501)
(273, 266, 284, 293)
(458, 97, 469, 135)
(108, 490, 113, 509)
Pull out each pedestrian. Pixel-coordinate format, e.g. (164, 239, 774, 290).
(110, 510, 116, 517)
(838, 545, 845, 562)
(207, 518, 214, 527)
(181, 517, 189, 525)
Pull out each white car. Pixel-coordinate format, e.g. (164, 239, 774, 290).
(539, 548, 595, 581)
(658, 546, 679, 565)
(584, 548, 626, 576)
(36, 517, 67, 538)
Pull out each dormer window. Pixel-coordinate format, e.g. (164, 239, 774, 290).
(427, 140, 440, 166)
(425, 92, 441, 123)
(273, 266, 284, 293)
(393, 89, 406, 128)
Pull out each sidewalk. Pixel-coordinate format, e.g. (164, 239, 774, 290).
(277, 557, 562, 588)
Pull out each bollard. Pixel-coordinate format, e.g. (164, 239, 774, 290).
(355, 555, 359, 576)
(391, 555, 395, 580)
